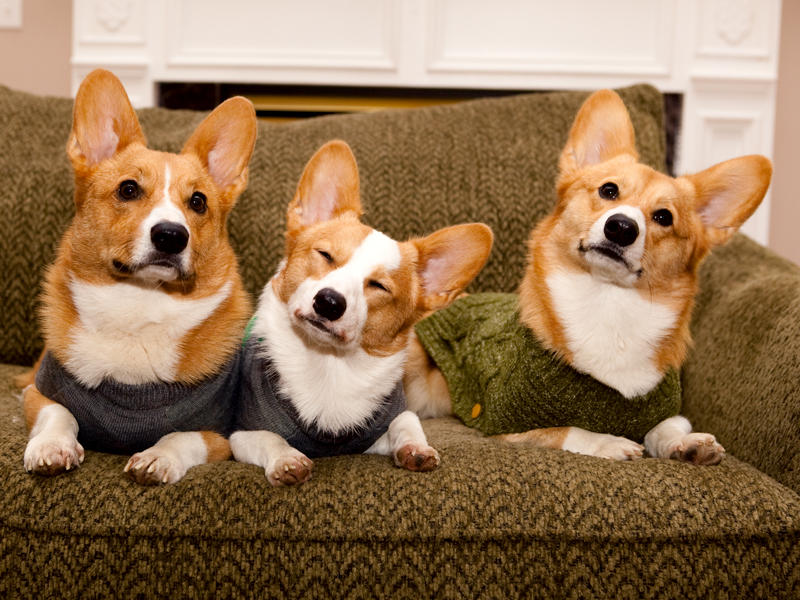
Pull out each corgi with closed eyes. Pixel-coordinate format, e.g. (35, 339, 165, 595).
(230, 140, 493, 486)
(404, 89, 772, 465)
(22, 68, 256, 485)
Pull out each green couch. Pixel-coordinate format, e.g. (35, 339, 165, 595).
(0, 83, 798, 599)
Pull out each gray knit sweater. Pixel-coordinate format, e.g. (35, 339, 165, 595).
(35, 351, 240, 454)
(235, 324, 406, 458)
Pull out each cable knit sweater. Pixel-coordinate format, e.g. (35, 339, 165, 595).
(414, 293, 682, 443)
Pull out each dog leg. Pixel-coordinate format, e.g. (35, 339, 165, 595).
(562, 427, 644, 460)
(15, 349, 45, 389)
(644, 416, 725, 465)
(125, 431, 231, 485)
(23, 385, 84, 476)
(402, 334, 453, 419)
(229, 430, 313, 487)
(368, 410, 441, 472)
(496, 427, 644, 461)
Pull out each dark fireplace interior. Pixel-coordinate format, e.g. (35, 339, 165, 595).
(159, 83, 681, 176)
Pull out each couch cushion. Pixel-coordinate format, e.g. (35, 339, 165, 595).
(682, 234, 800, 494)
(1, 363, 798, 598)
(0, 84, 665, 366)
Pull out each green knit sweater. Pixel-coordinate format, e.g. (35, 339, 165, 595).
(414, 293, 682, 443)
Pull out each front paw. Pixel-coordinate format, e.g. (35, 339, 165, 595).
(24, 434, 84, 476)
(125, 451, 186, 485)
(669, 433, 725, 466)
(595, 436, 644, 461)
(394, 444, 440, 472)
(267, 451, 313, 487)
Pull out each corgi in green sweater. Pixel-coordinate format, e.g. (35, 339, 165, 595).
(405, 89, 772, 465)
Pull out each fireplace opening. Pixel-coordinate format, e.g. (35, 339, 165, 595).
(159, 83, 681, 176)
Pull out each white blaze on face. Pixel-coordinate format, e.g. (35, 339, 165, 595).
(131, 163, 191, 281)
(254, 239, 409, 434)
(288, 230, 402, 347)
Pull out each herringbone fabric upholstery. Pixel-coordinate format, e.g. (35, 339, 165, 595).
(0, 84, 665, 366)
(2, 365, 799, 599)
(1, 84, 799, 599)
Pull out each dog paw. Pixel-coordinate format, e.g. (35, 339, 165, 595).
(24, 435, 84, 476)
(669, 433, 725, 466)
(394, 444, 441, 472)
(125, 451, 186, 486)
(267, 452, 313, 487)
(595, 436, 644, 461)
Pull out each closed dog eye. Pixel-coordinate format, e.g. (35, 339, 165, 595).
(316, 249, 334, 263)
(368, 279, 390, 293)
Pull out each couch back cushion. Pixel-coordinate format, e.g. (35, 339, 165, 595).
(0, 84, 665, 365)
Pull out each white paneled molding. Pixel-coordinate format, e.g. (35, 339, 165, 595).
(72, 0, 781, 244)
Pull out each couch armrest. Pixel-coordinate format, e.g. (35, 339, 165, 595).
(681, 234, 800, 493)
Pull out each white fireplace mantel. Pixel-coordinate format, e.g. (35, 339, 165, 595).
(72, 0, 781, 246)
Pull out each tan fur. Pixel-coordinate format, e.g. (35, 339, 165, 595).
(200, 431, 233, 462)
(275, 140, 493, 358)
(521, 90, 771, 374)
(404, 334, 453, 419)
(23, 384, 57, 431)
(285, 139, 363, 255)
(406, 89, 772, 456)
(14, 350, 44, 389)
(494, 427, 570, 449)
(517, 216, 574, 364)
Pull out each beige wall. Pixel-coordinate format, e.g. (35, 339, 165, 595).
(0, 1, 797, 264)
(769, 0, 800, 266)
(0, 0, 71, 97)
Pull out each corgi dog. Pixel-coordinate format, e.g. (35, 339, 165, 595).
(405, 89, 772, 465)
(22, 68, 256, 485)
(230, 141, 493, 486)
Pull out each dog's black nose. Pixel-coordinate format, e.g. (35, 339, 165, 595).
(313, 288, 347, 321)
(151, 222, 189, 255)
(604, 214, 639, 247)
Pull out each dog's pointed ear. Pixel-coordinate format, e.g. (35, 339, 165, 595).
(559, 89, 638, 175)
(412, 223, 493, 315)
(287, 140, 362, 234)
(687, 155, 772, 247)
(182, 96, 258, 199)
(67, 69, 146, 171)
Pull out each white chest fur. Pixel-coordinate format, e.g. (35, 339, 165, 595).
(255, 284, 406, 434)
(66, 277, 232, 387)
(546, 271, 678, 398)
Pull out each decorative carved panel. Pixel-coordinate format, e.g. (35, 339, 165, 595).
(427, 0, 674, 76)
(166, 0, 399, 70)
(71, 0, 782, 244)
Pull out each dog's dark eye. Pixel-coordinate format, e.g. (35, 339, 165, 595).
(118, 180, 140, 201)
(598, 182, 619, 200)
(368, 280, 389, 293)
(317, 249, 333, 263)
(653, 209, 673, 227)
(189, 192, 207, 214)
